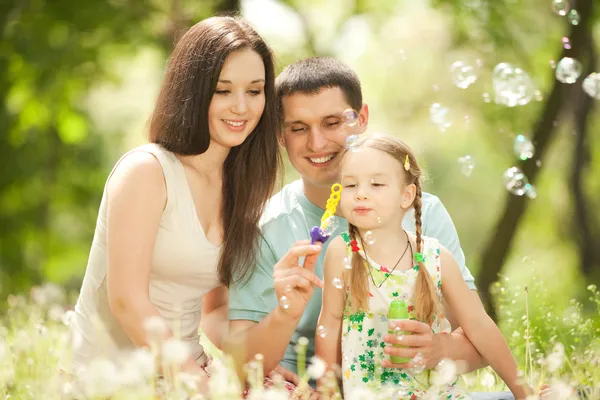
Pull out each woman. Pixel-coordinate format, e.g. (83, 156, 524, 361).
(60, 15, 281, 385)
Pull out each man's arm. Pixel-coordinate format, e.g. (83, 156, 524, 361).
(226, 238, 323, 374)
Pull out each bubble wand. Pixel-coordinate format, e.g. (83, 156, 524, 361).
(310, 183, 342, 244)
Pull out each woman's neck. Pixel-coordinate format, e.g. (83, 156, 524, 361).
(177, 141, 230, 180)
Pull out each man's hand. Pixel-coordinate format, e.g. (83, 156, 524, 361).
(273, 241, 323, 320)
(381, 319, 444, 369)
(268, 365, 300, 386)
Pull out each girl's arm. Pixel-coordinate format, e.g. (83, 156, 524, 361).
(440, 247, 532, 399)
(315, 236, 347, 382)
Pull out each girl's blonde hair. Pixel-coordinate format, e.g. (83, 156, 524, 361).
(343, 135, 442, 325)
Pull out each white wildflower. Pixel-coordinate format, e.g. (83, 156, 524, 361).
(143, 316, 168, 338)
(432, 358, 457, 386)
(161, 338, 189, 365)
(43, 282, 66, 304)
(546, 342, 565, 373)
(79, 357, 119, 397)
(61, 310, 75, 326)
(480, 370, 496, 388)
(48, 305, 66, 322)
(306, 356, 327, 380)
(176, 371, 200, 392)
(540, 381, 575, 400)
(128, 348, 155, 379)
(347, 386, 376, 400)
(261, 388, 289, 400)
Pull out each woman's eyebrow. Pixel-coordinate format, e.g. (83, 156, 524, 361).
(218, 79, 265, 84)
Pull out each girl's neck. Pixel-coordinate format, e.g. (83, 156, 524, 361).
(356, 220, 415, 270)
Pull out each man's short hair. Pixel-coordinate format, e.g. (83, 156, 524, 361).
(275, 57, 363, 120)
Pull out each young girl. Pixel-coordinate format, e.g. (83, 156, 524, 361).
(316, 135, 529, 399)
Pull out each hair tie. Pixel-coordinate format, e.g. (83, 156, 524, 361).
(404, 155, 410, 171)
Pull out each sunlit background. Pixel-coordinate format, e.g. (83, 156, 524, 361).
(1, 0, 599, 392)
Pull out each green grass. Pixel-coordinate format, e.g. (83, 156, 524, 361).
(0, 282, 598, 399)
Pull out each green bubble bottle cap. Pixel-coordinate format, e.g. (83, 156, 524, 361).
(388, 299, 409, 320)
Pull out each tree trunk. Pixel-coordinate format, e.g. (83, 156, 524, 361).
(571, 32, 599, 285)
(476, 0, 595, 319)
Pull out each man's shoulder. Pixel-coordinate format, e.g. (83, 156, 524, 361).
(420, 191, 442, 209)
(260, 180, 304, 229)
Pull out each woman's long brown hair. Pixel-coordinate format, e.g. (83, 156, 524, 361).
(148, 16, 281, 286)
(344, 136, 442, 325)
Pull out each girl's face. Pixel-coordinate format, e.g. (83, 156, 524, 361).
(208, 48, 266, 149)
(340, 147, 415, 231)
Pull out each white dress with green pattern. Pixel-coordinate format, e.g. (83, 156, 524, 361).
(339, 232, 471, 399)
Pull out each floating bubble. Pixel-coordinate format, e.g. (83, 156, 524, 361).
(503, 167, 530, 196)
(525, 184, 537, 199)
(409, 352, 426, 374)
(279, 295, 290, 310)
(345, 134, 360, 150)
(457, 155, 475, 177)
(482, 92, 491, 103)
(556, 57, 582, 84)
(429, 103, 453, 131)
(514, 135, 535, 160)
(332, 277, 344, 290)
(552, 0, 570, 16)
(450, 61, 478, 89)
(562, 37, 571, 50)
(399, 49, 407, 61)
(535, 90, 543, 101)
(536, 159, 542, 167)
(317, 325, 327, 338)
(320, 216, 338, 236)
(567, 9, 580, 25)
(342, 109, 359, 127)
(550, 60, 556, 69)
(343, 257, 352, 270)
(433, 84, 439, 92)
(364, 230, 375, 245)
(492, 63, 536, 107)
(582, 73, 600, 100)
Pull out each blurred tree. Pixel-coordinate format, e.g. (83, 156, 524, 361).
(0, 0, 241, 298)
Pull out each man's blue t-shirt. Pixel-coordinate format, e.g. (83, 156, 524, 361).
(228, 180, 476, 375)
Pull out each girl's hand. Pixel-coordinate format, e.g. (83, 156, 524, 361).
(381, 319, 443, 369)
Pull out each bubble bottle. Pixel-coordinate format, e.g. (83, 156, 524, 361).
(388, 299, 411, 364)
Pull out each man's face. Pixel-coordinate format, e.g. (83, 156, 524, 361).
(280, 87, 368, 188)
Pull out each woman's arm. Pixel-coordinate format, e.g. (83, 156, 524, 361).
(200, 285, 229, 349)
(315, 237, 347, 384)
(440, 247, 531, 399)
(105, 152, 203, 374)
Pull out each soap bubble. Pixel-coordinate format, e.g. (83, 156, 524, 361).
(582, 73, 600, 100)
(345, 134, 360, 150)
(450, 61, 478, 89)
(503, 167, 530, 196)
(458, 155, 475, 177)
(492, 63, 536, 107)
(556, 57, 582, 84)
(320, 216, 338, 236)
(429, 103, 453, 132)
(342, 109, 359, 127)
(279, 295, 290, 310)
(567, 9, 580, 24)
(332, 277, 344, 290)
(364, 231, 375, 245)
(317, 325, 327, 338)
(514, 135, 535, 160)
(343, 257, 352, 270)
(552, 0, 570, 16)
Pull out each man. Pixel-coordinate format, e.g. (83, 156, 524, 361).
(228, 57, 499, 396)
